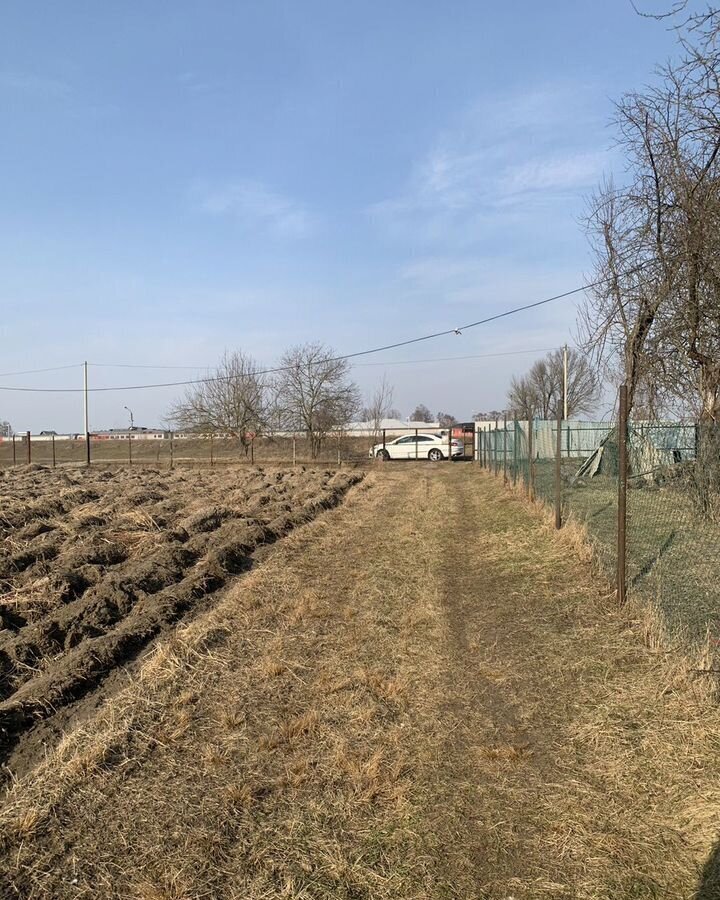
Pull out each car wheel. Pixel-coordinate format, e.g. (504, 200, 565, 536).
(428, 448, 443, 461)
(376, 449, 390, 460)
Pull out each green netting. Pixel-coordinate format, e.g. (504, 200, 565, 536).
(626, 422, 720, 649)
(479, 417, 719, 656)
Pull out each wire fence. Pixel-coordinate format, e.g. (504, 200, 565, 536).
(0, 425, 477, 469)
(477, 400, 720, 660)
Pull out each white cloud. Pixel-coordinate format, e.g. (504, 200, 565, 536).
(194, 179, 315, 238)
(0, 71, 71, 99)
(499, 151, 607, 195)
(368, 83, 612, 245)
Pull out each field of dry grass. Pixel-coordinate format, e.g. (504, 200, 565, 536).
(0, 435, 377, 469)
(0, 464, 719, 898)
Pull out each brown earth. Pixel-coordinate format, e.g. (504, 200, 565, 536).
(0, 464, 719, 899)
(0, 464, 363, 778)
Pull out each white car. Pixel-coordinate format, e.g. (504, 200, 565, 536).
(370, 432, 465, 461)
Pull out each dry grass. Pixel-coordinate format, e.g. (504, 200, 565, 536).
(0, 465, 719, 899)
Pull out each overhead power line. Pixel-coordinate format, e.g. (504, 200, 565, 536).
(90, 346, 563, 374)
(0, 269, 622, 395)
(0, 363, 83, 379)
(349, 347, 563, 368)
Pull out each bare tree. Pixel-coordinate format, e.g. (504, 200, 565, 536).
(410, 404, 434, 422)
(507, 374, 538, 419)
(583, 15, 720, 421)
(168, 350, 267, 455)
(362, 376, 395, 442)
(437, 411, 458, 428)
(507, 349, 598, 419)
(275, 342, 360, 457)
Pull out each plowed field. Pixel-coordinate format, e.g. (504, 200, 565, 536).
(0, 464, 362, 777)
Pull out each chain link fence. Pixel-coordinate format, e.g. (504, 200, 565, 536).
(477, 404, 720, 659)
(0, 426, 474, 470)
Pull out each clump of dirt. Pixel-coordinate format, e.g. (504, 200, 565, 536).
(0, 464, 363, 774)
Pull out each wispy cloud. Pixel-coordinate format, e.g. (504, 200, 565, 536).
(0, 71, 71, 99)
(368, 83, 611, 246)
(178, 71, 217, 96)
(193, 179, 315, 238)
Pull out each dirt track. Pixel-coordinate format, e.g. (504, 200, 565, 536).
(1, 465, 719, 899)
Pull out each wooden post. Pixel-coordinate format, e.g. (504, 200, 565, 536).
(26, 431, 31, 465)
(555, 409, 562, 529)
(52, 434, 56, 468)
(617, 384, 628, 605)
(512, 419, 518, 486)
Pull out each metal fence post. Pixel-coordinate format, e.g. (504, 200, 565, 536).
(210, 433, 214, 467)
(617, 384, 628, 605)
(527, 417, 534, 500)
(12, 434, 16, 466)
(495, 423, 500, 477)
(503, 414, 508, 484)
(170, 431, 175, 469)
(447, 427, 451, 462)
(85, 432, 91, 467)
(415, 427, 418, 460)
(292, 435, 297, 466)
(555, 409, 562, 529)
(382, 429, 386, 455)
(26, 431, 31, 465)
(128, 436, 133, 466)
(250, 435, 254, 465)
(512, 419, 518, 485)
(52, 434, 56, 468)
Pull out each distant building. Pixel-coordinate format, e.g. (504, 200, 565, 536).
(0, 421, 12, 438)
(92, 427, 168, 440)
(345, 417, 441, 436)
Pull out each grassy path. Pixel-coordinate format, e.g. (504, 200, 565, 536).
(1, 466, 719, 899)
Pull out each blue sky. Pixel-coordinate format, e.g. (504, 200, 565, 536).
(0, 1, 680, 430)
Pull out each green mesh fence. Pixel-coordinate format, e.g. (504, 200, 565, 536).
(626, 421, 720, 649)
(479, 415, 720, 656)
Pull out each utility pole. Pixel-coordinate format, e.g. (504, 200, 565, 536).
(83, 361, 90, 465)
(563, 343, 569, 421)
